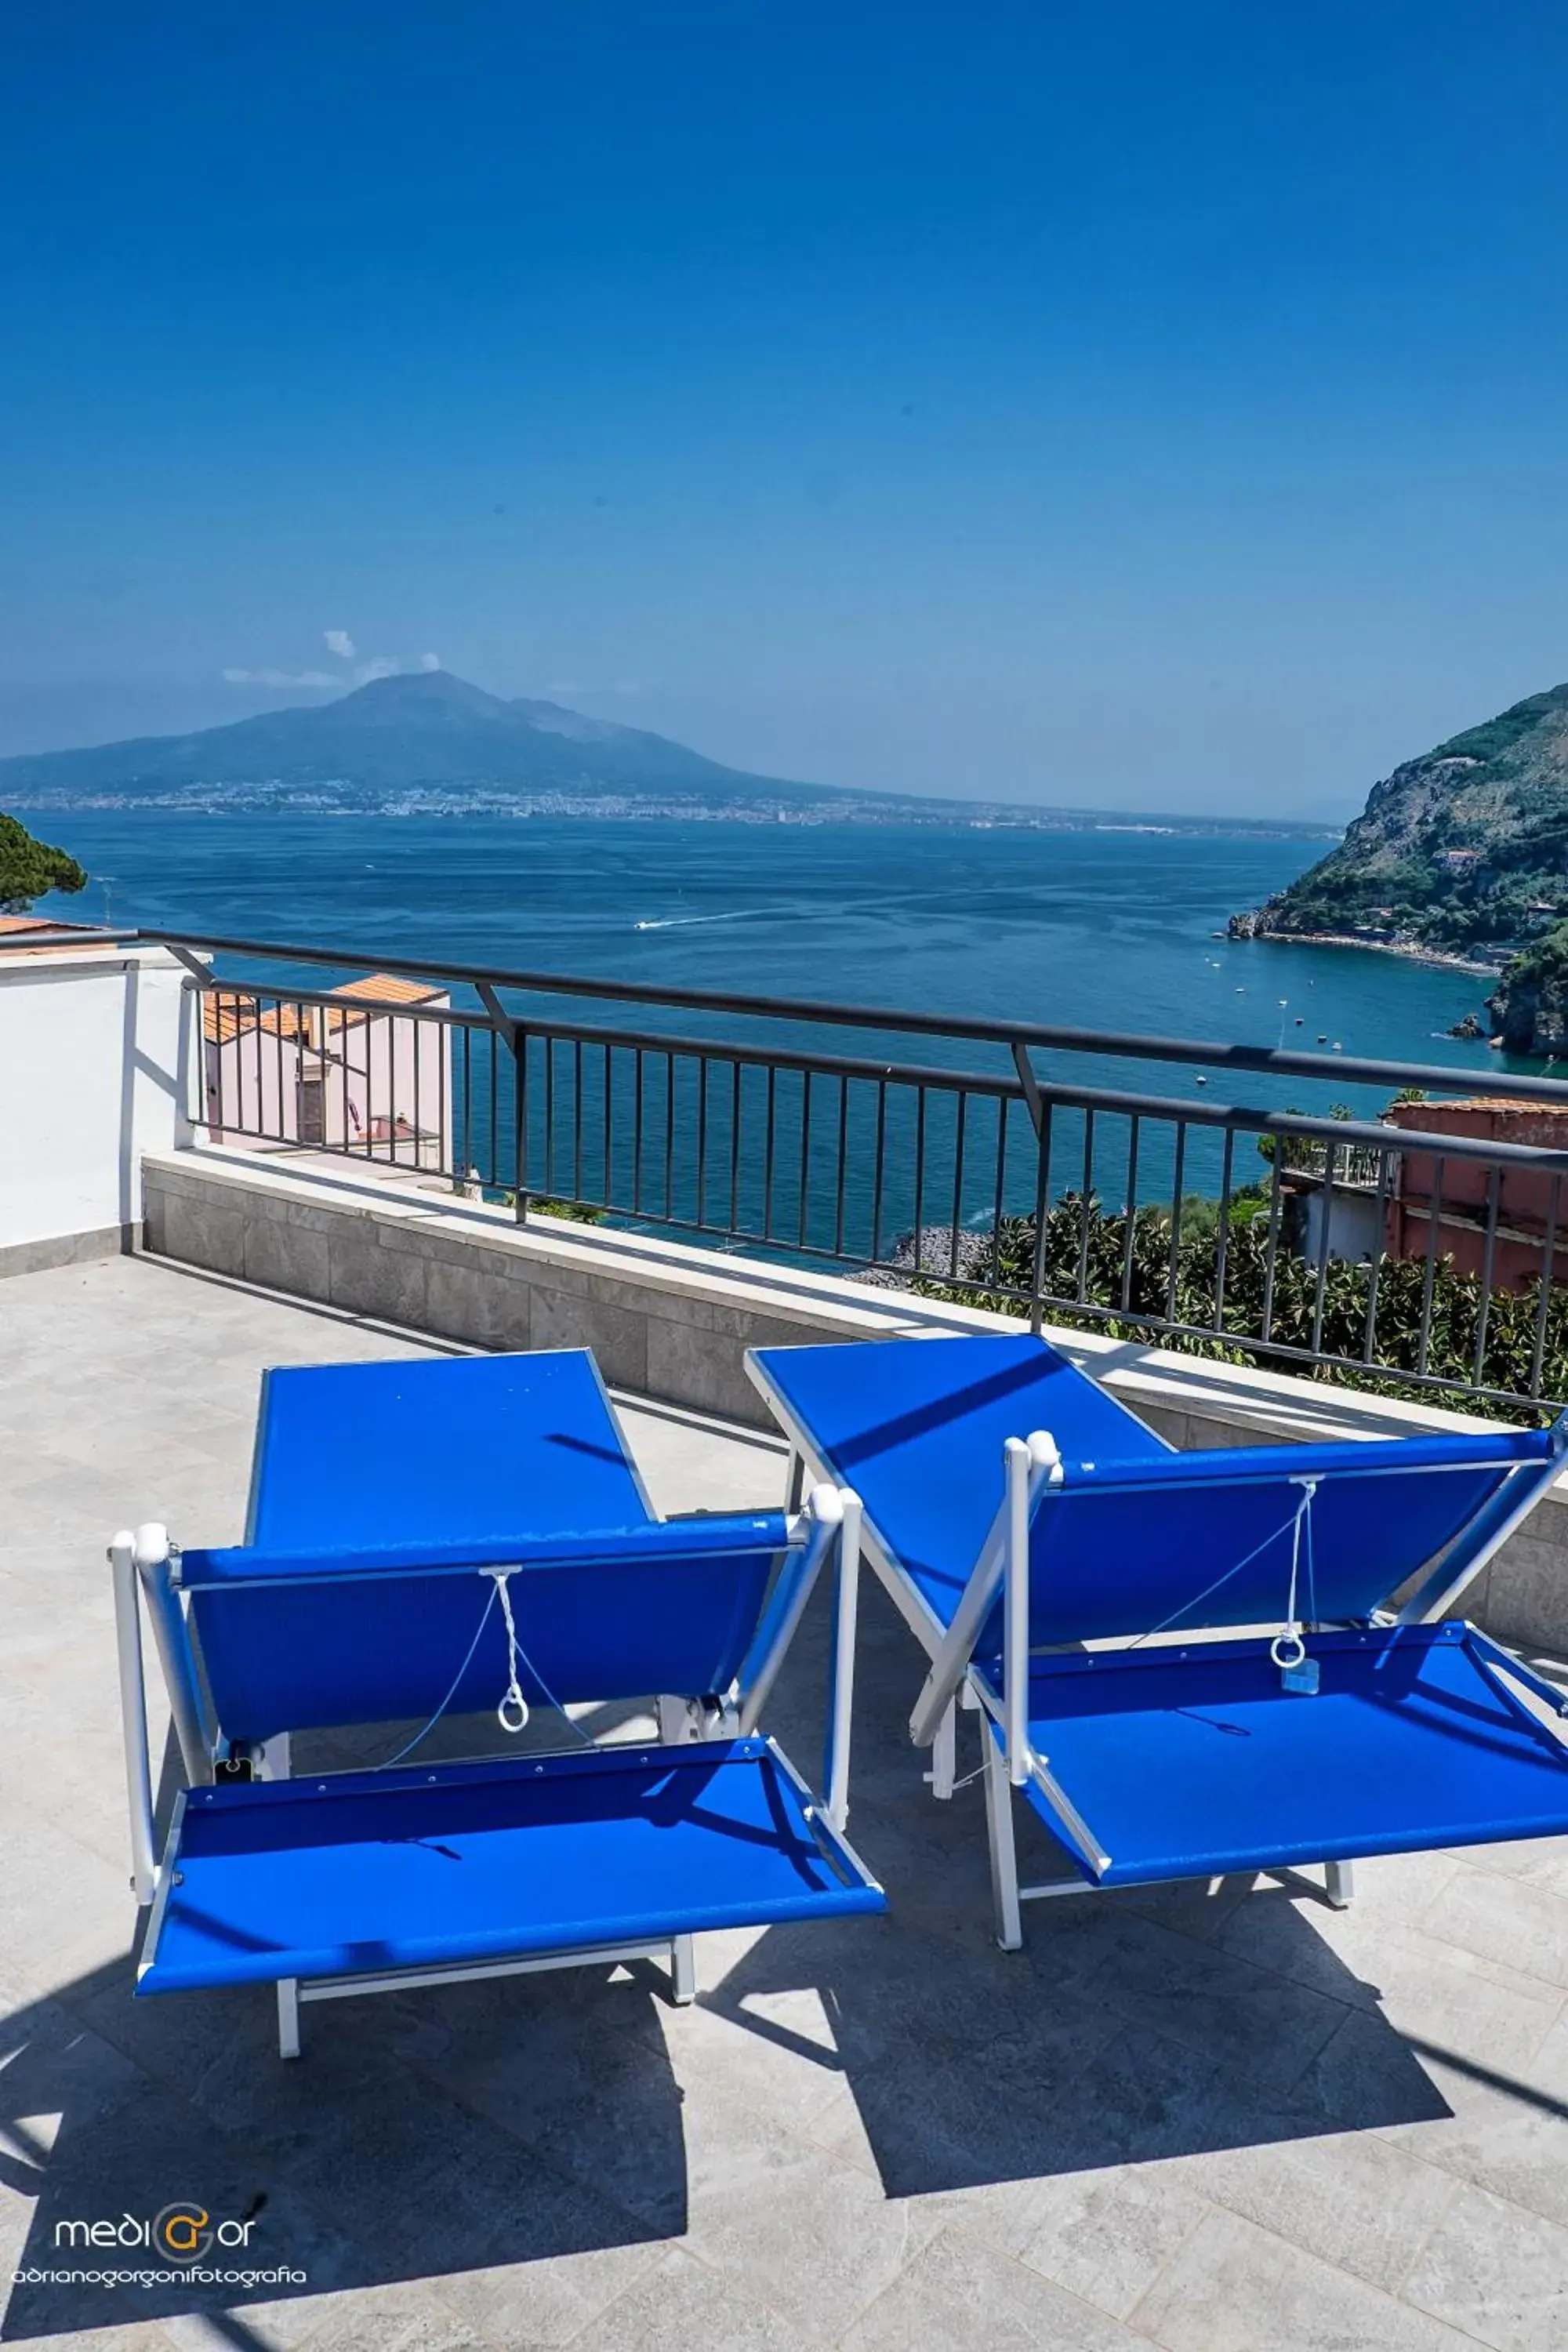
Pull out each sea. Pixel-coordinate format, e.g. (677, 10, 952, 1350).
(27, 809, 1517, 1237)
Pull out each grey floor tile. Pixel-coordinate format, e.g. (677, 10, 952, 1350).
(572, 2245, 819, 2352)
(843, 2225, 1147, 2352)
(1014, 2160, 1212, 2320)
(1186, 2129, 1456, 2295)
(201, 2278, 486, 2352)
(1070, 1911, 1350, 2098)
(1403, 2181, 1568, 2352)
(1424, 1864, 1568, 1994)
(1374, 2010, 1568, 2231)
(1458, 1836, 1568, 1902)
(434, 2234, 670, 2350)
(1222, 1894, 1566, 2074)
(1129, 2207, 1479, 2352)
(681, 2088, 944, 2346)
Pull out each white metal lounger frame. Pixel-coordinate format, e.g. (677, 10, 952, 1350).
(766, 1394, 1568, 1949)
(111, 1483, 868, 2053)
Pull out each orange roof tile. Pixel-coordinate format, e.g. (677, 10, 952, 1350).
(332, 973, 445, 1005)
(202, 972, 445, 1045)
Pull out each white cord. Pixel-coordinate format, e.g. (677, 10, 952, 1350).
(1269, 1480, 1318, 1673)
(486, 1567, 597, 1747)
(490, 1568, 530, 1734)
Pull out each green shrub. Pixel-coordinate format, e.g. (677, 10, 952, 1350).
(911, 1192, 1564, 1421)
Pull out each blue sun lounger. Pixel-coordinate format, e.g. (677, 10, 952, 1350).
(748, 1334, 1568, 1947)
(113, 1351, 884, 2054)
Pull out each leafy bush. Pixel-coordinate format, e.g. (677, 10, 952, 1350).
(911, 1192, 1565, 1421)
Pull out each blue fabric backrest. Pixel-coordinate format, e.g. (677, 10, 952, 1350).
(182, 1515, 789, 1744)
(1016, 1432, 1554, 1649)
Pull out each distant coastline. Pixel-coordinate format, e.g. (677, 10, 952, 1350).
(3, 784, 1341, 842)
(1232, 927, 1501, 978)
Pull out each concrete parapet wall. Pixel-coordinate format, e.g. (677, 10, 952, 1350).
(142, 1143, 1568, 1655)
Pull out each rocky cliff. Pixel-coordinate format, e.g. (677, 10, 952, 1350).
(1486, 922, 1568, 1056)
(1231, 683, 1568, 954)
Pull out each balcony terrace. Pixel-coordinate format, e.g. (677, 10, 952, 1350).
(6, 928, 1568, 2348)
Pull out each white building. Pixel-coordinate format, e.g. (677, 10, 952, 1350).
(204, 972, 452, 1170)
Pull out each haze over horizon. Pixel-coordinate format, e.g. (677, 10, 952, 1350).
(4, 4, 1567, 818)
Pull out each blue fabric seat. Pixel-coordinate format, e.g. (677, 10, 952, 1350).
(748, 1333, 1568, 1942)
(141, 1741, 880, 1996)
(114, 1349, 884, 2053)
(750, 1333, 1169, 1637)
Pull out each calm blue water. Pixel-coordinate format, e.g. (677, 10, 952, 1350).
(33, 811, 1508, 1245)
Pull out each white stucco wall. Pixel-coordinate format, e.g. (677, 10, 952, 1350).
(0, 946, 191, 1267)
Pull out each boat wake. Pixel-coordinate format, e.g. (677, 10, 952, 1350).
(634, 909, 777, 931)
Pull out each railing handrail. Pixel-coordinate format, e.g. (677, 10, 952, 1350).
(138, 925, 1568, 1109)
(183, 956, 1568, 1170)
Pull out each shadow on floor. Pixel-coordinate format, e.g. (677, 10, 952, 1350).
(0, 1948, 688, 2342)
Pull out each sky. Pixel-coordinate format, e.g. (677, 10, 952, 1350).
(2, 3, 1568, 815)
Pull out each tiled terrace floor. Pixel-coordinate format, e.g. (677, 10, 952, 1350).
(5, 1256, 1568, 2350)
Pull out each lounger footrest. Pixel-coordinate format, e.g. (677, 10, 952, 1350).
(985, 1623, 1568, 1889)
(138, 1737, 884, 1994)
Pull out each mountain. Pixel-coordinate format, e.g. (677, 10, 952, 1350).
(0, 670, 854, 808)
(1229, 684, 1568, 956)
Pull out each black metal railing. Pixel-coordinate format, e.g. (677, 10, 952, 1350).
(132, 926, 1568, 1415)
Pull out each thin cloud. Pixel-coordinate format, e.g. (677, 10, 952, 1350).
(324, 630, 356, 660)
(419, 652, 441, 671)
(354, 657, 399, 684)
(222, 666, 337, 688)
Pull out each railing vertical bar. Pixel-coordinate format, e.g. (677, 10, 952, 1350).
(870, 1080, 887, 1263)
(1472, 1163, 1503, 1389)
(1120, 1116, 1141, 1312)
(572, 1039, 585, 1204)
(1028, 1103, 1053, 1338)
(1360, 1146, 1396, 1366)
(696, 1055, 710, 1229)
(835, 1076, 850, 1258)
(1416, 1155, 1446, 1379)
(434, 1007, 446, 1171)
(731, 1061, 743, 1233)
(488, 1029, 498, 1190)
(412, 1013, 423, 1171)
(1211, 1127, 1236, 1334)
(797, 1070, 814, 1248)
(913, 1088, 927, 1270)
(1260, 1149, 1284, 1345)
(633, 1046, 645, 1215)
(602, 1042, 613, 1207)
(1530, 1175, 1562, 1400)
(665, 1053, 677, 1221)
(521, 1025, 540, 1223)
(1165, 1121, 1187, 1324)
(460, 1025, 472, 1185)
(1076, 1109, 1095, 1302)
(989, 1097, 1010, 1287)
(1308, 1137, 1337, 1360)
(543, 1033, 557, 1196)
(762, 1065, 776, 1238)
(949, 1093, 968, 1279)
